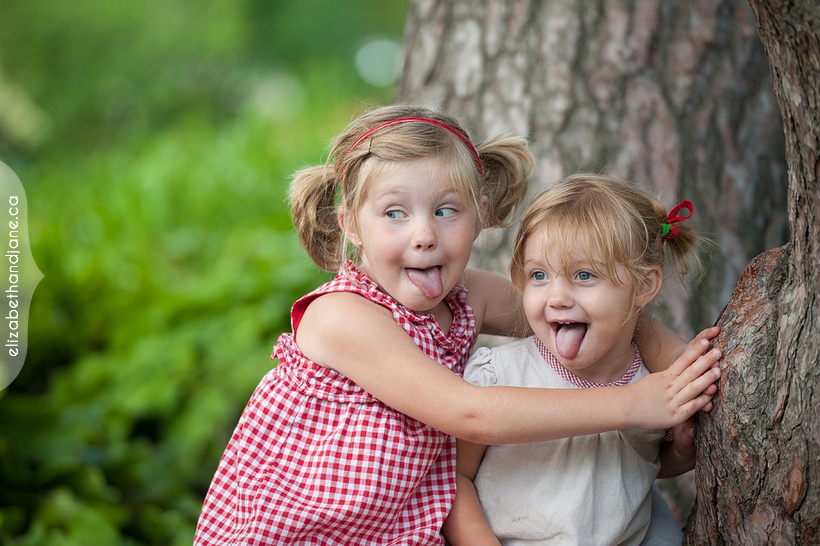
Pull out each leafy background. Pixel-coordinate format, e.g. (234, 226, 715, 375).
(0, 1, 406, 544)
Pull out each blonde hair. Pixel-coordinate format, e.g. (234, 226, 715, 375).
(510, 174, 705, 318)
(290, 104, 534, 271)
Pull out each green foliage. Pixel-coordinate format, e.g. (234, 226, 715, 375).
(0, 0, 405, 152)
(0, 1, 405, 544)
(0, 111, 335, 545)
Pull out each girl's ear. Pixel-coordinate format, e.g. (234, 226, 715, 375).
(635, 267, 663, 308)
(338, 207, 358, 247)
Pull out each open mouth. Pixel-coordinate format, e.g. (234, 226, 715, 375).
(551, 321, 587, 359)
(406, 266, 443, 299)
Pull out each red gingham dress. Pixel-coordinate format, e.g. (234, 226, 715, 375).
(194, 262, 478, 545)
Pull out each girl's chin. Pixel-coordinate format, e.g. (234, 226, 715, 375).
(402, 294, 445, 314)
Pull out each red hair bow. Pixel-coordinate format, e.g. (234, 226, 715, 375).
(662, 200, 694, 240)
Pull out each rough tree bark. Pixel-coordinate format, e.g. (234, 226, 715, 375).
(396, 0, 790, 528)
(685, 1, 820, 543)
(397, 0, 786, 336)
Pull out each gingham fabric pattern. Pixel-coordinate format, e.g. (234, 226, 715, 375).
(533, 335, 642, 388)
(194, 262, 477, 545)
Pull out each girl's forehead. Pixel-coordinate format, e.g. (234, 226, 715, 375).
(362, 156, 478, 205)
(525, 230, 617, 276)
(366, 166, 458, 199)
(526, 226, 599, 258)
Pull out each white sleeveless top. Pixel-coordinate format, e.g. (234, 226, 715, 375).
(464, 336, 665, 546)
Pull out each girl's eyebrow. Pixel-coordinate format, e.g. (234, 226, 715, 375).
(522, 258, 553, 272)
(373, 188, 463, 202)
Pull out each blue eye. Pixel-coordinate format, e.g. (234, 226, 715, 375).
(531, 271, 547, 281)
(435, 207, 456, 217)
(386, 210, 406, 219)
(577, 271, 593, 281)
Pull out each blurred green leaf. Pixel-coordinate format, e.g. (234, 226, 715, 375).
(0, 1, 404, 543)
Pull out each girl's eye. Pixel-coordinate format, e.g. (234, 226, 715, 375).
(531, 270, 547, 282)
(576, 271, 593, 281)
(435, 206, 456, 217)
(386, 210, 406, 219)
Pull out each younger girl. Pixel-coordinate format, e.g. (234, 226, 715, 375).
(194, 107, 721, 545)
(443, 174, 710, 545)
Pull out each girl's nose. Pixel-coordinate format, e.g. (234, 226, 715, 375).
(413, 220, 436, 249)
(547, 279, 573, 308)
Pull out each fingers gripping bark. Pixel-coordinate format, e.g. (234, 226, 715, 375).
(670, 343, 722, 417)
(630, 330, 722, 429)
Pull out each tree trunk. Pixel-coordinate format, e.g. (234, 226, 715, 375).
(685, 1, 820, 543)
(397, 0, 786, 338)
(396, 0, 792, 530)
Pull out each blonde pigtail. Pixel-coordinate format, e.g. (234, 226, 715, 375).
(655, 200, 707, 283)
(289, 164, 344, 272)
(475, 135, 534, 227)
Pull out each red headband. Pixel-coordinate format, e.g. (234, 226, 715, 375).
(344, 117, 483, 175)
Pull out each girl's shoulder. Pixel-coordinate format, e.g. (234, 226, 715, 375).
(462, 268, 529, 337)
(292, 289, 395, 373)
(291, 262, 391, 332)
(470, 337, 539, 364)
(462, 267, 507, 297)
(464, 337, 540, 387)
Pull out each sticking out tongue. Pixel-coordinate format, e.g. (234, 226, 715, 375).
(407, 267, 444, 299)
(555, 323, 587, 359)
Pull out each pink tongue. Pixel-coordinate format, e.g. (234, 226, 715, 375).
(556, 323, 586, 359)
(407, 267, 444, 299)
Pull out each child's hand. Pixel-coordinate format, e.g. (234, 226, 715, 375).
(628, 326, 721, 430)
(658, 418, 697, 477)
(668, 419, 696, 459)
(691, 326, 721, 369)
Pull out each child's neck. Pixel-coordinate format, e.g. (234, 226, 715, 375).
(430, 300, 454, 333)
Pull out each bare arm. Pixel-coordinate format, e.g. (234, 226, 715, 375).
(442, 440, 500, 545)
(637, 320, 689, 372)
(296, 293, 721, 444)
